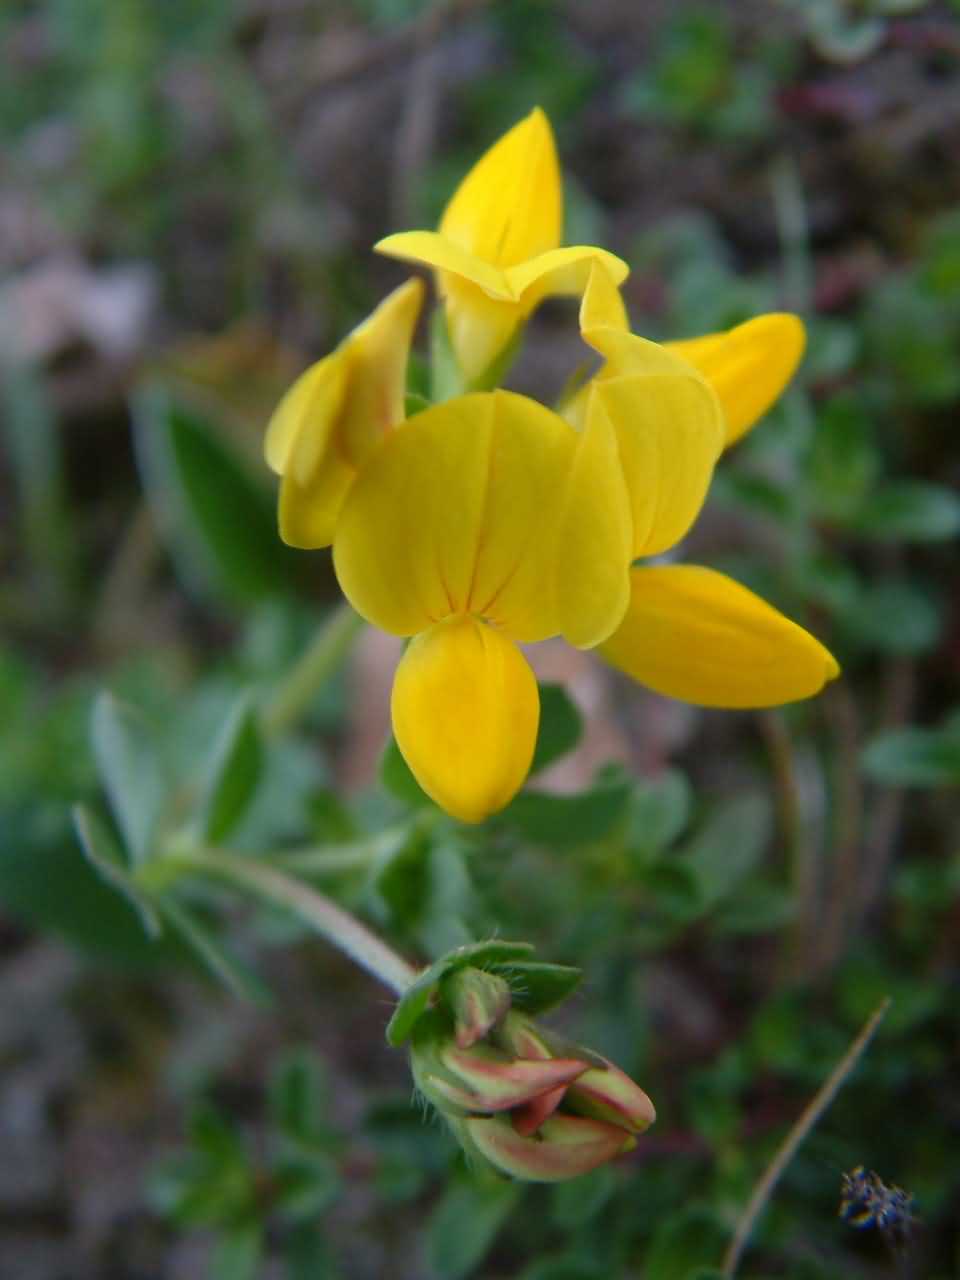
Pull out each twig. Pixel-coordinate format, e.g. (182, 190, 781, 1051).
(721, 997, 892, 1278)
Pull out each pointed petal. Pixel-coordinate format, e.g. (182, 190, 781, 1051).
(600, 565, 841, 708)
(565, 1058, 656, 1135)
(438, 1043, 586, 1111)
(506, 246, 629, 310)
(592, 373, 723, 558)
(440, 107, 562, 267)
(333, 391, 575, 641)
(666, 313, 806, 446)
(465, 1114, 632, 1182)
(374, 231, 511, 299)
(511, 1084, 568, 1137)
(267, 279, 423, 549)
(264, 353, 345, 476)
(579, 258, 629, 334)
(391, 617, 540, 823)
(554, 394, 632, 648)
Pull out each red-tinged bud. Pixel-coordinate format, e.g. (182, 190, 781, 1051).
(463, 1113, 634, 1183)
(510, 1083, 566, 1137)
(564, 1056, 656, 1135)
(443, 967, 512, 1048)
(418, 1043, 587, 1115)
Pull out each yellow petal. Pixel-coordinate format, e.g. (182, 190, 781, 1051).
(666, 313, 806, 446)
(391, 617, 539, 822)
(374, 231, 511, 300)
(600, 565, 840, 707)
(333, 391, 575, 641)
(266, 279, 424, 549)
(506, 246, 629, 312)
(264, 353, 345, 477)
(439, 107, 562, 268)
(443, 276, 523, 384)
(578, 258, 629, 334)
(555, 395, 632, 648)
(592, 373, 723, 558)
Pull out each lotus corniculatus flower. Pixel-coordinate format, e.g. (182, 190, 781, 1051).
(264, 110, 840, 824)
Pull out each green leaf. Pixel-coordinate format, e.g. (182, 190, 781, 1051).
(711, 881, 796, 936)
(133, 384, 294, 607)
(198, 695, 263, 843)
(91, 691, 166, 865)
(644, 1206, 728, 1280)
(274, 1153, 341, 1222)
(211, 1222, 263, 1280)
(386, 940, 535, 1047)
(500, 766, 632, 847)
(849, 482, 960, 543)
(627, 770, 692, 864)
(428, 1172, 522, 1279)
(550, 1164, 616, 1227)
(269, 1048, 329, 1142)
(530, 683, 583, 774)
(862, 721, 960, 787)
(157, 896, 271, 1005)
(72, 803, 162, 938)
(840, 581, 941, 656)
(679, 794, 771, 914)
(808, 393, 878, 518)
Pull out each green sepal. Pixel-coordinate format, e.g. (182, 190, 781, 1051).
(386, 940, 535, 1047)
(487, 961, 583, 1015)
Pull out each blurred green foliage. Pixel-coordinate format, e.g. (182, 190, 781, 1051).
(3, 0, 960, 1277)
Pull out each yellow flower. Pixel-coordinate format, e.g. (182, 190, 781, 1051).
(570, 262, 839, 707)
(374, 108, 628, 383)
(264, 278, 424, 549)
(332, 389, 634, 822)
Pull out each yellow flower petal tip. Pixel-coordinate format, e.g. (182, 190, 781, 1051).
(264, 278, 424, 549)
(375, 112, 628, 384)
(600, 565, 839, 709)
(440, 107, 562, 267)
(667, 312, 806, 446)
(391, 616, 539, 823)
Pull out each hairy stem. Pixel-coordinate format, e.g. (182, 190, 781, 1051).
(174, 848, 418, 995)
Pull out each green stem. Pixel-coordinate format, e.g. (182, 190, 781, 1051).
(171, 849, 418, 995)
(260, 602, 364, 738)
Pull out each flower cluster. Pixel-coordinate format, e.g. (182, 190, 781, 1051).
(390, 943, 654, 1182)
(265, 109, 839, 822)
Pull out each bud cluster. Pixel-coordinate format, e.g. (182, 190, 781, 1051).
(390, 942, 655, 1182)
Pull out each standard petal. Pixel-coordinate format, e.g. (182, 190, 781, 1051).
(333, 391, 575, 641)
(600, 565, 840, 708)
(666, 313, 806, 446)
(554, 395, 632, 648)
(592, 373, 723, 559)
(439, 107, 562, 267)
(391, 617, 539, 823)
(374, 231, 511, 300)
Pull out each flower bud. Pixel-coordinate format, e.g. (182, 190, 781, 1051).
(564, 1056, 657, 1135)
(398, 944, 655, 1182)
(460, 1113, 634, 1183)
(443, 967, 512, 1048)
